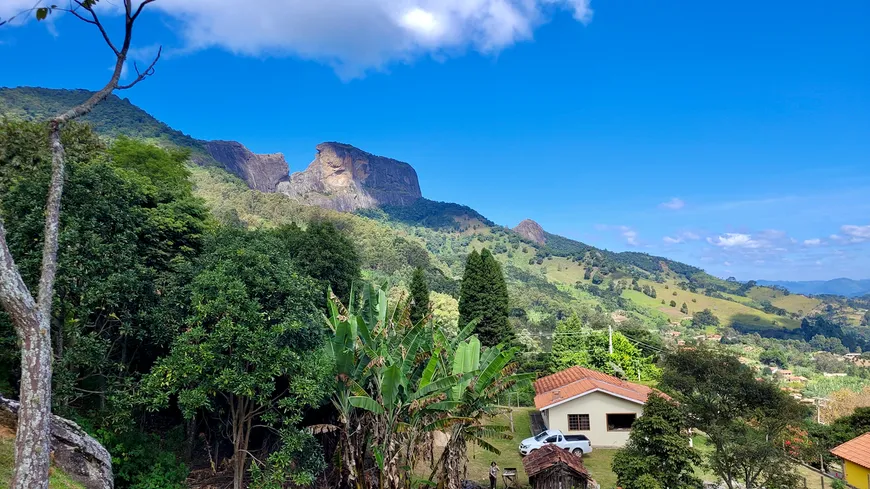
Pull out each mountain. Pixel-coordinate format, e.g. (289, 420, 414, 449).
(756, 278, 870, 298)
(514, 219, 546, 245)
(0, 87, 292, 193)
(203, 140, 289, 193)
(278, 142, 422, 212)
(5, 85, 868, 339)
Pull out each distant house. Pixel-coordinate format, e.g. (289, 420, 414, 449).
(831, 433, 870, 489)
(523, 444, 590, 489)
(706, 334, 722, 342)
(533, 366, 662, 448)
(844, 353, 861, 362)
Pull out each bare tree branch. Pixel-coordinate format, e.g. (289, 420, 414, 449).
(71, 0, 119, 55)
(116, 46, 162, 90)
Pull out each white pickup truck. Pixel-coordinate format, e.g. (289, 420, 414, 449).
(519, 429, 593, 457)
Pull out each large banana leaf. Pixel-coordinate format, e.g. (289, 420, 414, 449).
(349, 395, 385, 414)
(381, 364, 403, 411)
(419, 347, 442, 388)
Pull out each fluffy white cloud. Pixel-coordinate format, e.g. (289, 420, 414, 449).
(803, 238, 822, 247)
(619, 226, 639, 246)
(841, 224, 870, 243)
(662, 236, 682, 244)
(707, 233, 764, 249)
(659, 197, 685, 210)
(128, 0, 593, 76)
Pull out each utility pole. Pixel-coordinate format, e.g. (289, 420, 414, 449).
(609, 324, 613, 355)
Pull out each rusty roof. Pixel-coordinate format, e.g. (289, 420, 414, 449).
(522, 444, 589, 479)
(533, 366, 663, 410)
(831, 432, 870, 469)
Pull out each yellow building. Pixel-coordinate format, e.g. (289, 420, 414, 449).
(831, 432, 870, 489)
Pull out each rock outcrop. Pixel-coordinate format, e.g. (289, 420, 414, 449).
(277, 142, 422, 212)
(1, 395, 113, 489)
(514, 219, 547, 245)
(203, 140, 289, 193)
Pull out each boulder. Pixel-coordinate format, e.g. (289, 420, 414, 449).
(0, 395, 113, 489)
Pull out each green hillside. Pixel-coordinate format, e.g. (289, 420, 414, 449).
(0, 87, 204, 152)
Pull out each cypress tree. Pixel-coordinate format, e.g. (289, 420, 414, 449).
(459, 248, 514, 346)
(409, 266, 430, 325)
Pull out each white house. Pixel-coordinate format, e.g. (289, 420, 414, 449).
(533, 366, 663, 448)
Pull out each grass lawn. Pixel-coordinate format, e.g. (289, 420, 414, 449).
(0, 429, 85, 488)
(621, 279, 801, 331)
(463, 408, 619, 489)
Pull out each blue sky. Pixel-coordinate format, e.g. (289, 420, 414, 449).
(1, 0, 868, 281)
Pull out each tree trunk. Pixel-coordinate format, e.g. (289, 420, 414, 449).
(443, 427, 467, 489)
(0, 5, 159, 488)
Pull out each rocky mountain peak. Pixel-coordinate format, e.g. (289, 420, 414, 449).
(276, 142, 422, 212)
(514, 219, 547, 245)
(203, 140, 289, 193)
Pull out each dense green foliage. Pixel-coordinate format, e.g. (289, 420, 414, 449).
(612, 394, 702, 489)
(0, 121, 208, 419)
(549, 315, 660, 380)
(142, 229, 328, 489)
(459, 249, 514, 346)
(274, 220, 361, 303)
(662, 348, 807, 489)
(409, 266, 430, 324)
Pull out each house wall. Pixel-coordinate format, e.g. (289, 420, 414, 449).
(843, 460, 870, 489)
(543, 391, 644, 448)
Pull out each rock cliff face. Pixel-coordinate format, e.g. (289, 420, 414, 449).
(203, 140, 289, 193)
(514, 219, 547, 245)
(277, 142, 422, 212)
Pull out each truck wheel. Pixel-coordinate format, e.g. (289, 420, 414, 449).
(572, 448, 583, 457)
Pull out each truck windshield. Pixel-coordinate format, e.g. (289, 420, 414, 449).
(534, 432, 550, 441)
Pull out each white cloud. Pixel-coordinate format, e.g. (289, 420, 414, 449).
(663, 230, 701, 244)
(619, 226, 639, 246)
(707, 233, 764, 249)
(117, 0, 594, 77)
(803, 238, 822, 247)
(841, 224, 870, 243)
(659, 197, 685, 210)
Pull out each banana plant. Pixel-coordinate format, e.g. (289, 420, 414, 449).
(432, 335, 535, 489)
(325, 283, 461, 489)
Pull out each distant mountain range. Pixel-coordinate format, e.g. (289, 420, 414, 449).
(756, 279, 870, 298)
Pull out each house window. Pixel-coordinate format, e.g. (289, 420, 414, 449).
(607, 413, 637, 431)
(568, 414, 590, 431)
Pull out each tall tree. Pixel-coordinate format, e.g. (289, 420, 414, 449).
(612, 394, 702, 489)
(143, 229, 328, 489)
(409, 266, 430, 325)
(290, 220, 360, 303)
(459, 249, 513, 346)
(661, 347, 806, 489)
(0, 3, 161, 487)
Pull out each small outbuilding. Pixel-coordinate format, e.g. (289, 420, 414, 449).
(522, 444, 590, 489)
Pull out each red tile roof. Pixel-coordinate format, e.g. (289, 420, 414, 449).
(522, 444, 589, 479)
(533, 366, 662, 410)
(831, 432, 870, 469)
